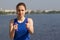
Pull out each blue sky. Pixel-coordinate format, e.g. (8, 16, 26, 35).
(0, 0, 60, 10)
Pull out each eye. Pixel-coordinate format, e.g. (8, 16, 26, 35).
(18, 10, 20, 11)
(22, 10, 24, 11)
(18, 10, 24, 11)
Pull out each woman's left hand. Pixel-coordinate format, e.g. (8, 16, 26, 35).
(25, 23, 30, 30)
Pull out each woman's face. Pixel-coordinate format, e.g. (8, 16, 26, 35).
(16, 5, 26, 18)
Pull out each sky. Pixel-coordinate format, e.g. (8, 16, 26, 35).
(0, 0, 60, 10)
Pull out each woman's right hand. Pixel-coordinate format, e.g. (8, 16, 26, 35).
(13, 23, 18, 31)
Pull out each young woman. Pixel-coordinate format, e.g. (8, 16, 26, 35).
(9, 2, 34, 40)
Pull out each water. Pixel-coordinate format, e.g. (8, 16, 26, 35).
(0, 14, 60, 40)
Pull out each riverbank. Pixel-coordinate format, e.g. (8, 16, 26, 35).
(0, 9, 60, 15)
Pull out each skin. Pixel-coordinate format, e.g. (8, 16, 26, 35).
(9, 5, 34, 40)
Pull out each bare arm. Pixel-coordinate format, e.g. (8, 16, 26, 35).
(9, 19, 15, 40)
(26, 18, 34, 34)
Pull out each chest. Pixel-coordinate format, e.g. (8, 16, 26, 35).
(15, 22, 28, 33)
(14, 18, 28, 33)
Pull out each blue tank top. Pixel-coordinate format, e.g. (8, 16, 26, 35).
(13, 18, 30, 40)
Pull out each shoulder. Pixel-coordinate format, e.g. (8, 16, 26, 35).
(10, 18, 17, 23)
(28, 18, 33, 21)
(9, 19, 14, 24)
(27, 18, 33, 23)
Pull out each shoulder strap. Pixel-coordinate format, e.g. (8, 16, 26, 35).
(14, 18, 17, 25)
(25, 18, 28, 23)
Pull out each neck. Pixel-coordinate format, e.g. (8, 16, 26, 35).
(17, 16, 25, 21)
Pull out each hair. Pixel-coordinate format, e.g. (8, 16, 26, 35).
(16, 2, 26, 10)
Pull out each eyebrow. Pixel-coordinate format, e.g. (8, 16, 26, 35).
(18, 9, 25, 11)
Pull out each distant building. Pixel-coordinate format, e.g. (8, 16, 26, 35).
(4, 10, 16, 12)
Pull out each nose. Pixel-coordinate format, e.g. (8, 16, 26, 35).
(18, 10, 22, 14)
(20, 11, 22, 13)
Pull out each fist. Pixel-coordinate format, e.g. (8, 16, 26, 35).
(26, 23, 30, 30)
(13, 23, 18, 31)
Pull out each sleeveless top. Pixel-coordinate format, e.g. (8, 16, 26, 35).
(13, 18, 30, 40)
